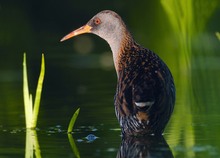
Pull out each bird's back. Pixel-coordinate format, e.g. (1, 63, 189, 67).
(114, 42, 175, 136)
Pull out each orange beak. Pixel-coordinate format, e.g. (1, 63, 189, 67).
(60, 24, 92, 42)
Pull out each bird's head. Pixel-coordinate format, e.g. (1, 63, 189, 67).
(60, 10, 132, 67)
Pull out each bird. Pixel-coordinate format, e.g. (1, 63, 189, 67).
(60, 10, 175, 137)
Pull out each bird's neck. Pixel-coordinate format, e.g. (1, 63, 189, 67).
(108, 30, 134, 77)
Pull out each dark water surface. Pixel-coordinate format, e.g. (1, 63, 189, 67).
(0, 0, 220, 158)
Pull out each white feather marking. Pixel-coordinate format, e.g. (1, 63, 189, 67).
(135, 101, 155, 108)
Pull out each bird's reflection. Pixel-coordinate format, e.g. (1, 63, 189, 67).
(117, 135, 173, 158)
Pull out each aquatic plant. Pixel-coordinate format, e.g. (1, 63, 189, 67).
(25, 129, 41, 158)
(216, 32, 220, 41)
(23, 54, 81, 157)
(161, 0, 219, 157)
(68, 134, 80, 158)
(161, 0, 219, 71)
(67, 108, 80, 133)
(67, 108, 80, 158)
(23, 53, 45, 129)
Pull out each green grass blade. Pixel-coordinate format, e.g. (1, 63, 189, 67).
(67, 108, 80, 133)
(32, 54, 45, 128)
(28, 94, 33, 128)
(23, 53, 32, 128)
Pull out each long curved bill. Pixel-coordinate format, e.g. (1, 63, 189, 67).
(60, 24, 92, 42)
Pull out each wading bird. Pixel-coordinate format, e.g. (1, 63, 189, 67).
(61, 10, 175, 137)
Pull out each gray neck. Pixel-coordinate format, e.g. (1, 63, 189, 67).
(93, 22, 132, 77)
(107, 31, 124, 73)
(107, 30, 133, 78)
(95, 27, 125, 77)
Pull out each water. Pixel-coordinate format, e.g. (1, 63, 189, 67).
(0, 1, 220, 158)
(1, 59, 220, 158)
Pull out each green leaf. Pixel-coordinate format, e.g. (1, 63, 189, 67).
(67, 108, 80, 133)
(23, 53, 45, 129)
(23, 53, 32, 128)
(32, 54, 45, 128)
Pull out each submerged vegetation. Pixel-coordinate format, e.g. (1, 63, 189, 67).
(0, 0, 219, 157)
(23, 53, 44, 158)
(23, 53, 80, 157)
(25, 129, 41, 158)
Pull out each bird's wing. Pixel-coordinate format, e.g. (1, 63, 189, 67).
(115, 46, 175, 134)
(118, 60, 165, 112)
(132, 49, 166, 112)
(133, 74, 158, 111)
(115, 47, 171, 118)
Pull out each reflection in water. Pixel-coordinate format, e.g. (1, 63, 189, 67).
(25, 129, 41, 158)
(0, 1, 219, 157)
(117, 136, 173, 158)
(68, 134, 80, 158)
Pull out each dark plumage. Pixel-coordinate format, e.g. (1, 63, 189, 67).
(117, 136, 173, 158)
(61, 10, 175, 136)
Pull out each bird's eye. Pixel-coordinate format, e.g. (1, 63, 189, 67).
(94, 18, 101, 25)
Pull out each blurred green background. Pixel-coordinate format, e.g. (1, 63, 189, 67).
(0, 0, 220, 157)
